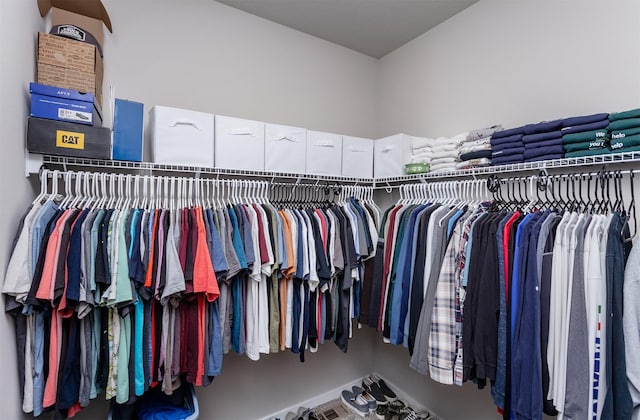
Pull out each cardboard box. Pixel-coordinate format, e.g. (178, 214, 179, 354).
(36, 32, 103, 106)
(30, 82, 102, 126)
(38, 0, 112, 56)
(112, 99, 143, 162)
(27, 117, 111, 159)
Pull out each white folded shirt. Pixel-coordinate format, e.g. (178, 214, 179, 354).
(430, 162, 458, 172)
(431, 149, 459, 159)
(460, 137, 491, 149)
(459, 143, 492, 155)
(456, 158, 491, 169)
(411, 146, 432, 156)
(430, 156, 457, 164)
(431, 143, 458, 153)
(410, 153, 432, 164)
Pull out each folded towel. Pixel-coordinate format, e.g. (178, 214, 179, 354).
(411, 137, 434, 150)
(609, 108, 640, 122)
(430, 162, 458, 172)
(412, 145, 432, 155)
(523, 145, 564, 159)
(410, 154, 432, 164)
(611, 127, 640, 139)
(492, 140, 525, 152)
(563, 139, 608, 153)
(491, 133, 524, 146)
(561, 119, 610, 134)
(431, 143, 459, 153)
(466, 125, 502, 142)
(450, 132, 468, 144)
(456, 158, 491, 169)
(562, 113, 609, 127)
(431, 157, 457, 164)
(460, 150, 492, 161)
(524, 137, 563, 150)
(492, 146, 525, 157)
(607, 118, 640, 131)
(431, 150, 459, 160)
(562, 129, 610, 143)
(524, 153, 564, 163)
(522, 131, 563, 143)
(523, 119, 564, 135)
(609, 134, 640, 151)
(565, 148, 613, 158)
(491, 126, 527, 139)
(459, 143, 492, 155)
(492, 154, 524, 165)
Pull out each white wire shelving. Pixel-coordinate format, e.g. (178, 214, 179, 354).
(33, 151, 640, 188)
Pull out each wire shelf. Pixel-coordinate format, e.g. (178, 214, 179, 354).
(36, 151, 640, 188)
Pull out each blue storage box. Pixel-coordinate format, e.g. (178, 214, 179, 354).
(112, 98, 144, 162)
(29, 82, 102, 126)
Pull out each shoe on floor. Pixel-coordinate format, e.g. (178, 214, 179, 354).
(362, 377, 388, 405)
(370, 374, 397, 401)
(341, 389, 370, 418)
(352, 386, 377, 412)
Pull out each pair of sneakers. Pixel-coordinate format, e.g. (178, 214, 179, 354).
(375, 400, 434, 420)
(340, 386, 378, 417)
(284, 407, 317, 420)
(362, 374, 397, 406)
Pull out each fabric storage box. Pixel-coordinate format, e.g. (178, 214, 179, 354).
(149, 106, 214, 167)
(306, 130, 342, 176)
(265, 123, 307, 174)
(26, 116, 110, 159)
(215, 115, 265, 171)
(30, 82, 102, 126)
(112, 99, 143, 161)
(342, 135, 373, 178)
(374, 133, 418, 178)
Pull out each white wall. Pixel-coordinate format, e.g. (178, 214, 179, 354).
(374, 1, 640, 419)
(377, 0, 640, 138)
(101, 0, 378, 142)
(0, 1, 43, 419)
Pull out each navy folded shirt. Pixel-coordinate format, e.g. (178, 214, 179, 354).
(460, 150, 492, 161)
(561, 119, 609, 134)
(492, 146, 525, 157)
(492, 154, 524, 165)
(562, 113, 609, 128)
(523, 145, 564, 160)
(524, 153, 564, 162)
(524, 137, 563, 150)
(523, 119, 564, 135)
(491, 133, 524, 146)
(492, 140, 524, 152)
(491, 126, 526, 139)
(522, 131, 563, 143)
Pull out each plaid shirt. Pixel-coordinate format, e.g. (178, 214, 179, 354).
(428, 218, 463, 384)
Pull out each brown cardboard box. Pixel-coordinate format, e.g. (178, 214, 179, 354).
(37, 0, 112, 55)
(36, 32, 103, 106)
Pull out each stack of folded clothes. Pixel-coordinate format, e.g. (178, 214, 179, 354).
(409, 136, 433, 166)
(608, 108, 640, 153)
(490, 126, 526, 165)
(560, 113, 610, 158)
(522, 119, 564, 162)
(430, 133, 466, 172)
(456, 124, 501, 169)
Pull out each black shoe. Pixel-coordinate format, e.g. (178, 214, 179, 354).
(371, 374, 397, 401)
(363, 377, 388, 405)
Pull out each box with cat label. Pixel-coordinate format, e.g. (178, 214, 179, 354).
(26, 117, 111, 159)
(30, 82, 102, 126)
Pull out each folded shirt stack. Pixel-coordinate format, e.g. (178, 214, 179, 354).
(490, 126, 526, 165)
(409, 136, 434, 164)
(430, 133, 466, 172)
(561, 112, 611, 158)
(521, 119, 564, 162)
(608, 108, 640, 154)
(458, 124, 501, 168)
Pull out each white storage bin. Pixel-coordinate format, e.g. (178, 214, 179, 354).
(215, 115, 265, 171)
(306, 131, 342, 176)
(265, 123, 307, 174)
(150, 106, 214, 167)
(374, 134, 418, 178)
(342, 136, 373, 178)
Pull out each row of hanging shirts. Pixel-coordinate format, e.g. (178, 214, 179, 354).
(3, 169, 380, 418)
(372, 169, 639, 420)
